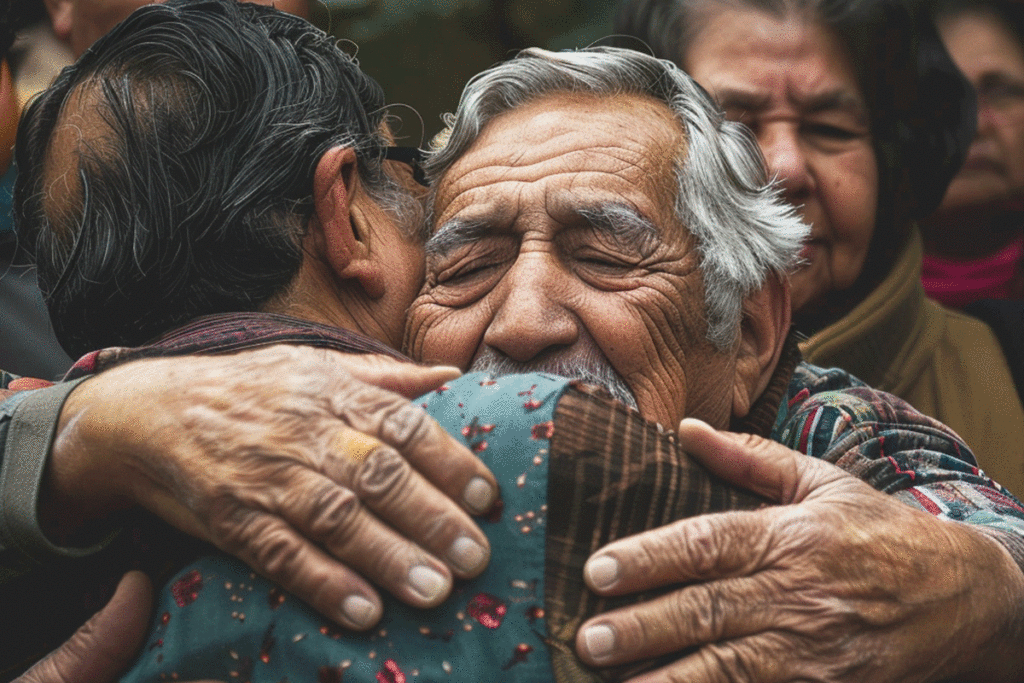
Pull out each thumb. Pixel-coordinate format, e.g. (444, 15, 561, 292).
(329, 351, 463, 399)
(677, 417, 846, 504)
(16, 571, 154, 683)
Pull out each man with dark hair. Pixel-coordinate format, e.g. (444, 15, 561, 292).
(15, 0, 421, 359)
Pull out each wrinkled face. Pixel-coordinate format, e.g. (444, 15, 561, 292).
(405, 93, 744, 429)
(938, 10, 1024, 212)
(684, 9, 877, 315)
(49, 0, 310, 56)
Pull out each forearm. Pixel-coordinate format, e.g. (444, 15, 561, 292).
(777, 392, 1024, 681)
(940, 522, 1024, 683)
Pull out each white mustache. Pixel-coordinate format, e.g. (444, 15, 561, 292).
(469, 348, 639, 411)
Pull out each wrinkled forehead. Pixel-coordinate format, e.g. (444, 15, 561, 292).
(430, 92, 687, 236)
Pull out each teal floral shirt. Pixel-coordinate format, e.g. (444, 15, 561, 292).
(122, 372, 567, 683)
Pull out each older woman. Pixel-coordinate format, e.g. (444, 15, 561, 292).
(923, 0, 1024, 397)
(923, 0, 1024, 308)
(617, 0, 1024, 495)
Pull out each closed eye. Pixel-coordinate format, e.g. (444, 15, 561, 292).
(436, 258, 501, 285)
(803, 122, 860, 140)
(576, 254, 632, 270)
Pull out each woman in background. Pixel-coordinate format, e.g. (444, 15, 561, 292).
(923, 0, 1024, 308)
(616, 0, 1024, 494)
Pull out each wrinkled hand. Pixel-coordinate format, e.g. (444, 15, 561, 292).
(575, 418, 1024, 683)
(15, 571, 222, 683)
(45, 346, 499, 630)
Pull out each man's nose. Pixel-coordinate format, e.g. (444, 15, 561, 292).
(482, 256, 579, 363)
(760, 124, 813, 205)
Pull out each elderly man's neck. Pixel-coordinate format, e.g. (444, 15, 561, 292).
(261, 260, 401, 351)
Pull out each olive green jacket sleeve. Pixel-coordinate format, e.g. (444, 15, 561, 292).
(0, 377, 105, 584)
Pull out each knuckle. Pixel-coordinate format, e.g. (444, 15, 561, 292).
(304, 484, 363, 540)
(678, 584, 728, 642)
(206, 503, 259, 552)
(376, 402, 432, 449)
(209, 510, 292, 573)
(354, 446, 413, 501)
(615, 543, 656, 583)
(673, 516, 723, 578)
(332, 386, 434, 453)
(365, 546, 411, 586)
(330, 382, 402, 428)
(250, 526, 304, 578)
(698, 642, 760, 683)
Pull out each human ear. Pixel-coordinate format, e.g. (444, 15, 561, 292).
(311, 146, 385, 299)
(44, 0, 73, 42)
(731, 274, 791, 419)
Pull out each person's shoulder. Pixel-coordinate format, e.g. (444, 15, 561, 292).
(776, 361, 973, 463)
(786, 360, 963, 430)
(924, 298, 1023, 404)
(928, 297, 1017, 366)
(936, 298, 1010, 339)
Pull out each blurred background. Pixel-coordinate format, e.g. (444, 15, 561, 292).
(10, 0, 618, 145)
(315, 0, 616, 141)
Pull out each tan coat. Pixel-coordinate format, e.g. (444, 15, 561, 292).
(800, 227, 1024, 497)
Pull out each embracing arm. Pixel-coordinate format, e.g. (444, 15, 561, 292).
(574, 378, 1024, 683)
(0, 346, 500, 630)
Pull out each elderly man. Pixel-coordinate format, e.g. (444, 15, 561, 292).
(5, 5, 1024, 683)
(401, 45, 1024, 682)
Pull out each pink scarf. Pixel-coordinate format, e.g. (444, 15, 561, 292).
(922, 235, 1024, 308)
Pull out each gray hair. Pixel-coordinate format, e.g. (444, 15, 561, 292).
(423, 46, 808, 348)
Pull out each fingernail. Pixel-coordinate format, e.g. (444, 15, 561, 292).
(408, 565, 449, 602)
(341, 595, 379, 629)
(582, 624, 616, 661)
(463, 476, 495, 514)
(585, 555, 619, 590)
(448, 536, 487, 574)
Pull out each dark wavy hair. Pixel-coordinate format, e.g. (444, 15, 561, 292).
(614, 0, 976, 289)
(14, 0, 400, 358)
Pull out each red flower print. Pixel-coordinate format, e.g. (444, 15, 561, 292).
(376, 659, 406, 683)
(467, 593, 507, 629)
(170, 570, 203, 607)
